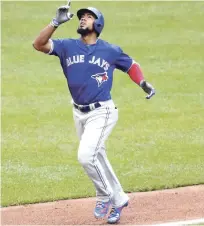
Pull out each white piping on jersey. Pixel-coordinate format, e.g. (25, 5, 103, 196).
(46, 38, 99, 55)
(46, 39, 54, 55)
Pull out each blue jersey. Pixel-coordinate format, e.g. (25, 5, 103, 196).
(49, 38, 133, 105)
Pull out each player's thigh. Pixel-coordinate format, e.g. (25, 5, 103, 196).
(80, 106, 118, 151)
(73, 109, 84, 140)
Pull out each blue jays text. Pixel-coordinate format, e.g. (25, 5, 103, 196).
(66, 55, 110, 71)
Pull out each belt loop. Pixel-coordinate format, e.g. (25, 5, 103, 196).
(89, 103, 95, 110)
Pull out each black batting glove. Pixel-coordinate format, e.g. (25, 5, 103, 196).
(140, 80, 156, 99)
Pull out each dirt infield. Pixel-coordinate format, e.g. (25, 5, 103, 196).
(1, 185, 204, 225)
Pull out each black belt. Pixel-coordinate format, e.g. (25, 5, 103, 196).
(73, 102, 101, 113)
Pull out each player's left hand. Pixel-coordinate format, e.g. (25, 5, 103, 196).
(140, 80, 155, 99)
(56, 4, 74, 24)
(51, 0, 74, 28)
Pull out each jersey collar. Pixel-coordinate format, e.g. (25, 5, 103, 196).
(76, 38, 99, 55)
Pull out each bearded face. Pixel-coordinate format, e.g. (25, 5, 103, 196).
(77, 12, 96, 36)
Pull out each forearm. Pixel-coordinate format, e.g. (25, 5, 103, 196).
(32, 24, 56, 52)
(35, 24, 56, 45)
(127, 63, 144, 85)
(33, 3, 74, 53)
(127, 62, 155, 99)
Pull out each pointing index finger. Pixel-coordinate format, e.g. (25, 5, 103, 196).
(67, 0, 71, 8)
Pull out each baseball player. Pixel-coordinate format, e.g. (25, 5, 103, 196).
(33, 1, 155, 224)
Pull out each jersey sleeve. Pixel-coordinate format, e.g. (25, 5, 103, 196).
(47, 39, 64, 57)
(115, 47, 133, 72)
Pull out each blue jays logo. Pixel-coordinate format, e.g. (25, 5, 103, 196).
(91, 72, 109, 87)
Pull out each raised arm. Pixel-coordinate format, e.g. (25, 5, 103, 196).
(32, 0, 74, 53)
(32, 25, 56, 53)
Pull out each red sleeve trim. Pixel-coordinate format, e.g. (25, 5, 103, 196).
(127, 63, 144, 85)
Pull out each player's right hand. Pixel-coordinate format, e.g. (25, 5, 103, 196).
(51, 0, 74, 28)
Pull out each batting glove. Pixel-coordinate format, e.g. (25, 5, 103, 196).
(140, 80, 155, 99)
(50, 0, 74, 28)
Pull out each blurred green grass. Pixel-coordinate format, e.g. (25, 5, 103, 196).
(1, 1, 204, 206)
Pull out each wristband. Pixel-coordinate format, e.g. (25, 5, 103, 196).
(50, 18, 59, 28)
